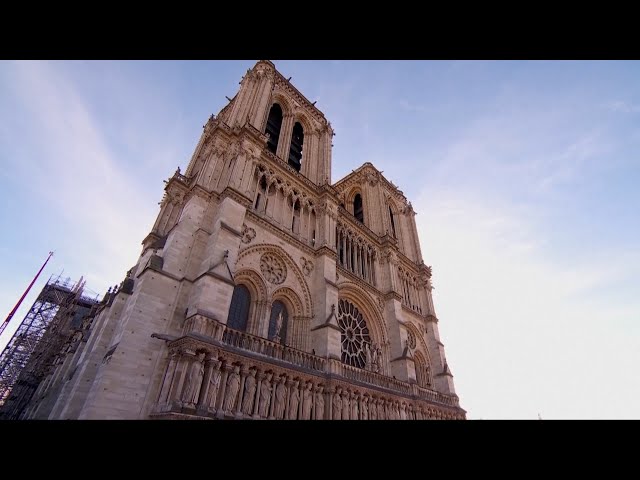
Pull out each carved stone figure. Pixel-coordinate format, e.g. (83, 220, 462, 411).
(241, 370, 257, 415)
(181, 352, 205, 405)
(273, 311, 284, 343)
(351, 395, 359, 420)
(223, 366, 241, 413)
(400, 402, 407, 420)
(258, 376, 272, 418)
(288, 382, 300, 420)
(273, 377, 287, 419)
(361, 397, 369, 420)
(341, 392, 350, 420)
(332, 389, 342, 420)
(301, 382, 313, 420)
(314, 387, 324, 420)
(207, 361, 222, 409)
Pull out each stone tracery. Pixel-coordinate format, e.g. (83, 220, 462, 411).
(337, 299, 372, 369)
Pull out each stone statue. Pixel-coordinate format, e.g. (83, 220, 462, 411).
(351, 395, 359, 420)
(223, 366, 241, 413)
(361, 397, 369, 420)
(274, 377, 287, 419)
(273, 311, 284, 343)
(181, 352, 205, 405)
(365, 343, 372, 370)
(258, 376, 272, 418)
(241, 370, 257, 415)
(332, 389, 342, 420)
(207, 362, 222, 409)
(288, 381, 300, 420)
(369, 398, 377, 420)
(341, 392, 350, 420)
(378, 399, 386, 420)
(393, 401, 401, 420)
(314, 387, 324, 420)
(301, 382, 313, 420)
(400, 402, 407, 420)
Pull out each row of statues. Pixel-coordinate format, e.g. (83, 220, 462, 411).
(169, 350, 457, 420)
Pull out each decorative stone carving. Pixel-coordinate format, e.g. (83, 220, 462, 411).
(407, 329, 417, 350)
(314, 386, 325, 420)
(258, 375, 272, 417)
(241, 224, 256, 244)
(260, 253, 287, 285)
(365, 170, 379, 186)
(351, 394, 359, 420)
(341, 393, 350, 420)
(273, 376, 287, 419)
(288, 381, 300, 420)
(300, 257, 314, 276)
(332, 388, 342, 420)
(241, 370, 257, 415)
(361, 396, 369, 420)
(223, 366, 241, 413)
(181, 352, 205, 405)
(207, 361, 222, 409)
(301, 382, 313, 420)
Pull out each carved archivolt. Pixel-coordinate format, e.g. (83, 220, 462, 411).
(260, 253, 287, 285)
(271, 286, 304, 318)
(407, 328, 417, 350)
(404, 321, 432, 369)
(234, 269, 268, 302)
(338, 282, 388, 346)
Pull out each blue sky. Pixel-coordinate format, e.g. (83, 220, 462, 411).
(1, 60, 638, 419)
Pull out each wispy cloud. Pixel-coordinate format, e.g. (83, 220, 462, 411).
(398, 99, 427, 113)
(415, 190, 640, 419)
(604, 100, 640, 113)
(0, 61, 162, 295)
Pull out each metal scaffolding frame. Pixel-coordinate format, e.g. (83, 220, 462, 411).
(0, 274, 99, 419)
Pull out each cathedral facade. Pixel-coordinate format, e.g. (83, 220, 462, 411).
(21, 60, 465, 420)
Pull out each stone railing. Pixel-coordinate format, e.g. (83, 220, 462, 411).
(414, 384, 460, 407)
(339, 362, 412, 396)
(221, 328, 326, 373)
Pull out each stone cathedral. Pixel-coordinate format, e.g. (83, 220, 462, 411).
(22, 60, 465, 420)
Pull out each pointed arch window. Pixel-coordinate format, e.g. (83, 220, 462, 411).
(268, 300, 288, 345)
(354, 193, 364, 223)
(288, 122, 304, 172)
(265, 104, 283, 155)
(227, 285, 251, 332)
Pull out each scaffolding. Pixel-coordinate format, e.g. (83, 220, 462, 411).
(0, 274, 99, 419)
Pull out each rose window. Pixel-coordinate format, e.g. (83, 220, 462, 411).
(338, 299, 371, 369)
